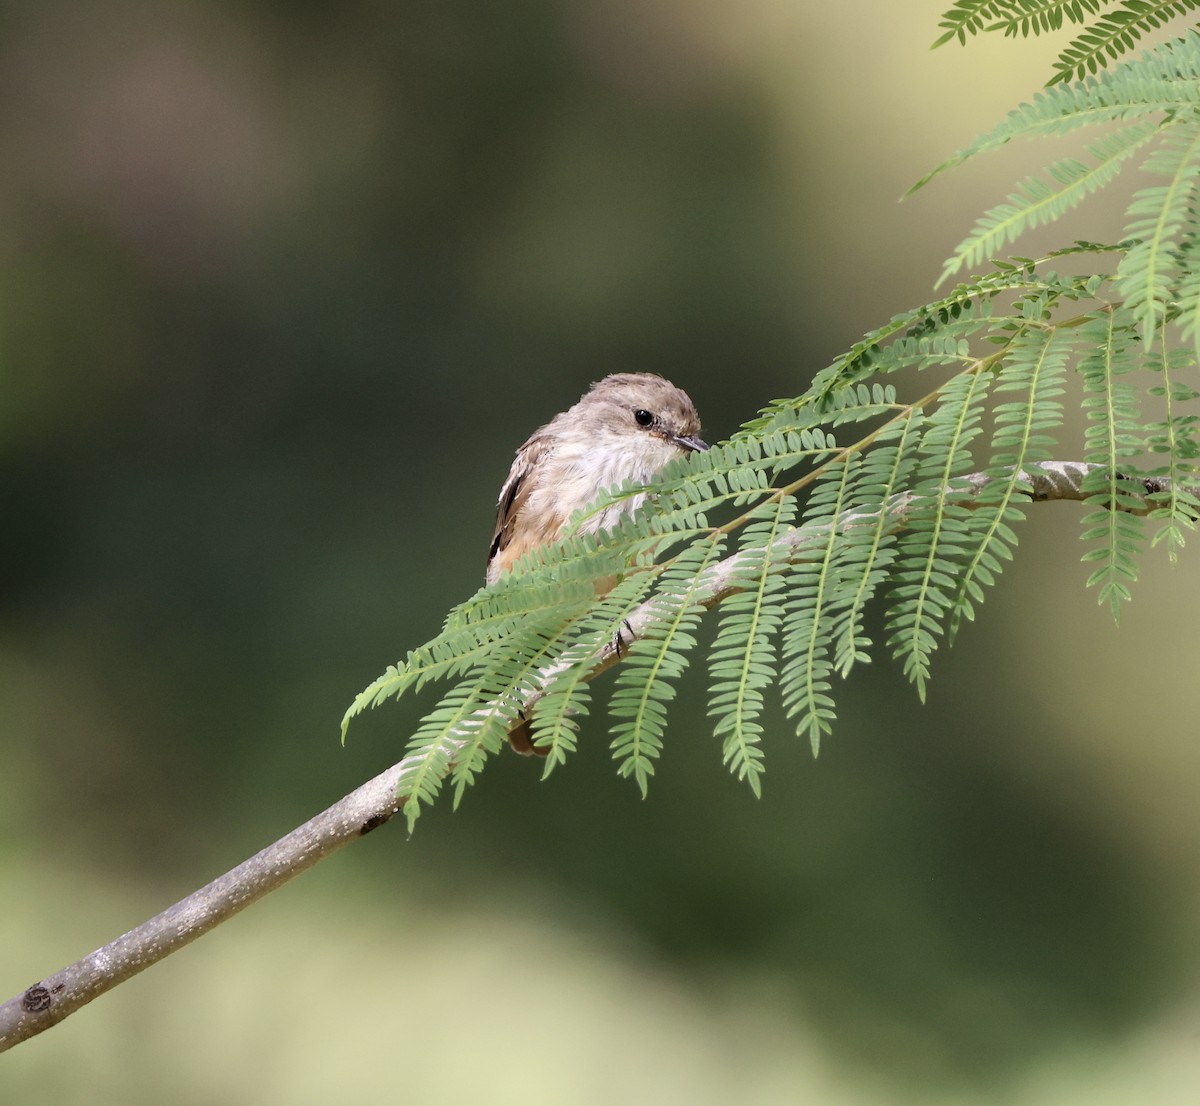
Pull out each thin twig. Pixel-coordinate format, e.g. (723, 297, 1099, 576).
(0, 759, 428, 1051)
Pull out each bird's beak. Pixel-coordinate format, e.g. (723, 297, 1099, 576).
(672, 433, 709, 453)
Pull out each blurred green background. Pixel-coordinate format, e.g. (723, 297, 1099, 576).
(3, 3, 1200, 1103)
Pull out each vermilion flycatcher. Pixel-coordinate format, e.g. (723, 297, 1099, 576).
(487, 372, 708, 753)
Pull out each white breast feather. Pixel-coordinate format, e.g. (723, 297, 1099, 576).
(531, 432, 678, 539)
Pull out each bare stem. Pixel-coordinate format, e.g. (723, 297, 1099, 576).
(0, 759, 430, 1052)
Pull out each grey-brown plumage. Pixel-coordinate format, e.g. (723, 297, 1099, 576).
(487, 373, 708, 754)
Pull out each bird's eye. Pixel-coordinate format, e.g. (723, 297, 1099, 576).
(634, 409, 655, 427)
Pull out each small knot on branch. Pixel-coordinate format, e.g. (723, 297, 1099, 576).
(21, 984, 61, 1013)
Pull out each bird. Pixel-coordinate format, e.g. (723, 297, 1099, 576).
(487, 372, 708, 754)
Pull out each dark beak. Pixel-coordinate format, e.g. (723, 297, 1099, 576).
(673, 433, 709, 453)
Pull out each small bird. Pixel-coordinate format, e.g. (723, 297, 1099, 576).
(488, 372, 708, 754)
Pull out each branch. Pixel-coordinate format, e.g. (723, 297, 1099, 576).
(0, 761, 416, 1052)
(0, 460, 1174, 1052)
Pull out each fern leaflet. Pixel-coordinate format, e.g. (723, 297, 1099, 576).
(707, 496, 797, 795)
(609, 534, 727, 795)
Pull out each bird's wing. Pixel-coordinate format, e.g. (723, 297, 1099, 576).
(487, 433, 551, 583)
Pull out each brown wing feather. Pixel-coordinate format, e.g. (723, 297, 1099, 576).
(487, 434, 556, 756)
(487, 434, 550, 585)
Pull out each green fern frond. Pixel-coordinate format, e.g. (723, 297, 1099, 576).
(932, 0, 1200, 85)
(939, 128, 1157, 283)
(707, 496, 797, 796)
(534, 569, 665, 773)
(778, 455, 864, 754)
(933, 0, 1108, 47)
(1075, 307, 1147, 618)
(753, 266, 1107, 421)
(1050, 1, 1200, 84)
(747, 298, 1005, 431)
(830, 413, 925, 676)
(934, 1, 1015, 46)
(447, 598, 614, 809)
(609, 534, 727, 795)
(918, 29, 1200, 192)
(1078, 308, 1144, 471)
(912, 105, 1163, 196)
(991, 0, 1113, 39)
(1079, 491, 1147, 617)
(1140, 337, 1200, 559)
(885, 362, 997, 697)
(1116, 122, 1200, 340)
(346, 513, 686, 738)
(632, 431, 832, 529)
(445, 701, 515, 813)
(945, 323, 1076, 635)
(339, 575, 593, 739)
(1178, 221, 1200, 358)
(397, 683, 504, 831)
(920, 36, 1200, 290)
(990, 315, 1073, 476)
